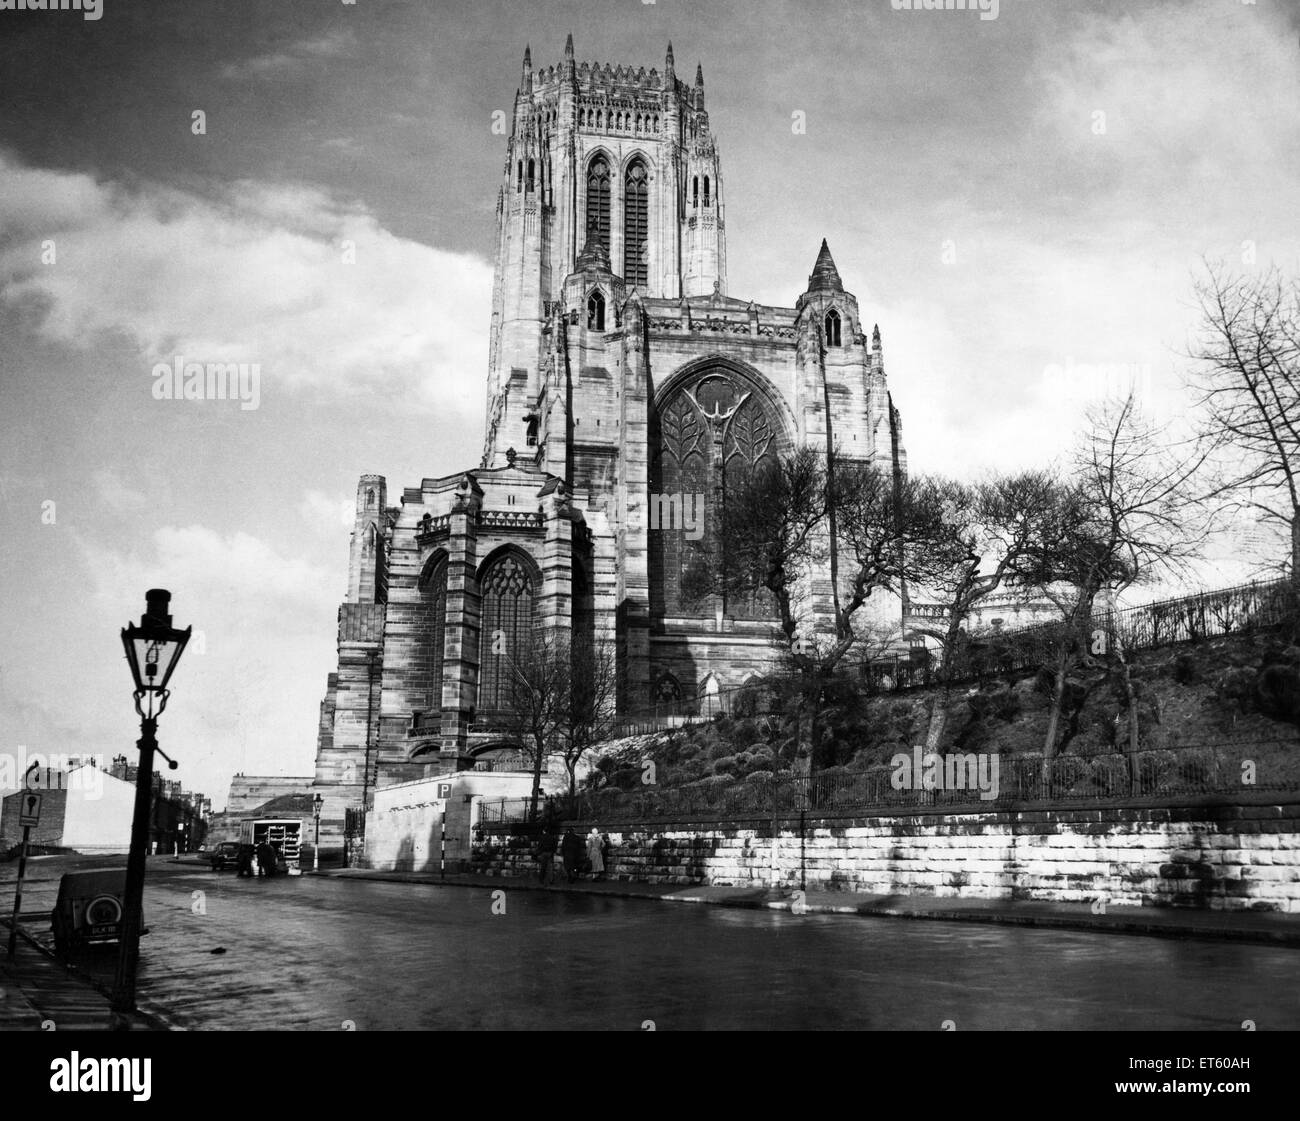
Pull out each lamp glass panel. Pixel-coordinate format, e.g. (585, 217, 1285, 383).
(129, 633, 184, 691)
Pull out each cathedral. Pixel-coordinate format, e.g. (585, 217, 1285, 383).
(312, 38, 908, 804)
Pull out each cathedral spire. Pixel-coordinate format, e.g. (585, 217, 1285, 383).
(695, 62, 704, 87)
(807, 239, 844, 294)
(665, 42, 675, 78)
(522, 44, 532, 90)
(562, 32, 575, 79)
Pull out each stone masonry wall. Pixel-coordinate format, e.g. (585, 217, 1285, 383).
(471, 801, 1300, 913)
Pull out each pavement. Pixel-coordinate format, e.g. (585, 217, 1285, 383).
(316, 866, 1300, 946)
(0, 923, 165, 1031)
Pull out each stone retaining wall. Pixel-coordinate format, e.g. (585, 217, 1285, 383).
(470, 802, 1300, 912)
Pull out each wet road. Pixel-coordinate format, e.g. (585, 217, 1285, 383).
(7, 856, 1300, 1030)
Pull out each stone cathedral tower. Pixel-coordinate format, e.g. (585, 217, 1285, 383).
(312, 39, 908, 810)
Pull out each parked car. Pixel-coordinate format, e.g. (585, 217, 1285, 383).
(208, 842, 243, 871)
(50, 868, 140, 958)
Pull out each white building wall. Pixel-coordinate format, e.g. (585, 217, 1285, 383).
(61, 766, 134, 854)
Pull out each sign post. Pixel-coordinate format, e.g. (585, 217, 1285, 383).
(6, 792, 42, 957)
(434, 781, 452, 882)
(436, 801, 447, 881)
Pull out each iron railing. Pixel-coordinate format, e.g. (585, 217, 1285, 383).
(474, 738, 1300, 830)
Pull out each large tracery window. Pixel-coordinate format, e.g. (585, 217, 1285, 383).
(624, 159, 649, 288)
(477, 551, 537, 717)
(416, 556, 448, 716)
(586, 157, 611, 248)
(650, 369, 787, 621)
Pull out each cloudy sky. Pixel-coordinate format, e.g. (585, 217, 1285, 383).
(1, 0, 1297, 808)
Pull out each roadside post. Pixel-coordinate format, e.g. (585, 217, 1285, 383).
(435, 780, 452, 880)
(312, 793, 323, 872)
(112, 588, 191, 1020)
(6, 788, 42, 957)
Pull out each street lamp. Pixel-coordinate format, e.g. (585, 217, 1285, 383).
(312, 793, 324, 872)
(112, 589, 191, 1021)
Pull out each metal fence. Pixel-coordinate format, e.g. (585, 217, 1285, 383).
(471, 753, 532, 773)
(475, 738, 1300, 831)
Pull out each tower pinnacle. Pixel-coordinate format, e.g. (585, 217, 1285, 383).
(564, 32, 574, 59)
(807, 239, 844, 294)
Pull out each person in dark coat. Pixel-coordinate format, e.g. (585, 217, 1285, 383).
(536, 831, 558, 886)
(256, 840, 276, 878)
(601, 832, 613, 881)
(236, 844, 256, 878)
(560, 827, 583, 883)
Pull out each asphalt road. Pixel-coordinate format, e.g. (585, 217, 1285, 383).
(6, 855, 1299, 1030)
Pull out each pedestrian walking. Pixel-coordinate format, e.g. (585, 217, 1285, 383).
(601, 831, 613, 881)
(256, 840, 276, 879)
(236, 844, 256, 878)
(536, 830, 558, 886)
(560, 827, 583, 883)
(586, 826, 605, 881)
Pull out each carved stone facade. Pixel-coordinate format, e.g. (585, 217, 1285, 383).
(313, 40, 908, 805)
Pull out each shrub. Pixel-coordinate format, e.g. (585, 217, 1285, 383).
(992, 689, 1021, 722)
(1088, 755, 1130, 796)
(1137, 750, 1178, 794)
(685, 773, 737, 805)
(1046, 754, 1089, 794)
(1257, 663, 1300, 724)
(1175, 747, 1220, 789)
(1173, 653, 1199, 685)
(611, 767, 642, 791)
(731, 718, 761, 749)
(713, 755, 741, 777)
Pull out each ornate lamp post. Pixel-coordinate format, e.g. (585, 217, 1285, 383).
(112, 589, 190, 1020)
(312, 793, 324, 871)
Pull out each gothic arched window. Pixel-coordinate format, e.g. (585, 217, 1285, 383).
(586, 157, 611, 248)
(824, 308, 842, 347)
(692, 175, 699, 208)
(624, 160, 649, 288)
(527, 158, 535, 193)
(477, 551, 537, 717)
(416, 556, 448, 718)
(517, 160, 523, 192)
(703, 175, 710, 207)
(587, 289, 605, 331)
(650, 369, 788, 620)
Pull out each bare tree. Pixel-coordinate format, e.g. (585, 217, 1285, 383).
(911, 470, 1068, 749)
(501, 631, 571, 821)
(1022, 394, 1208, 770)
(1187, 263, 1300, 589)
(699, 446, 952, 767)
(558, 638, 620, 798)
